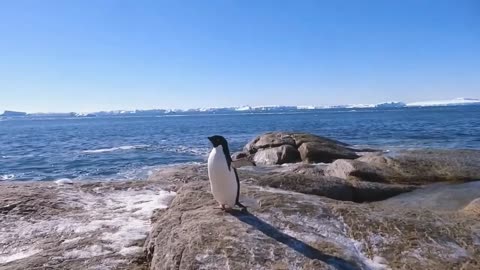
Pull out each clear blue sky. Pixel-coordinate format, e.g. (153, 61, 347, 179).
(1, 0, 479, 112)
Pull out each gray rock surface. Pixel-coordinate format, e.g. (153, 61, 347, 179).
(298, 141, 359, 163)
(253, 145, 301, 165)
(0, 180, 175, 270)
(145, 181, 480, 270)
(325, 150, 480, 184)
(239, 166, 415, 203)
(242, 132, 360, 165)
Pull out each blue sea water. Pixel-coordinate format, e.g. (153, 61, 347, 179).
(1, 106, 479, 181)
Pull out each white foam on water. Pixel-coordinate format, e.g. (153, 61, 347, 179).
(0, 248, 42, 263)
(82, 144, 150, 154)
(0, 174, 15, 180)
(171, 145, 209, 157)
(55, 178, 74, 185)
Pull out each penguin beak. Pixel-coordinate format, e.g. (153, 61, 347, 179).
(207, 136, 214, 144)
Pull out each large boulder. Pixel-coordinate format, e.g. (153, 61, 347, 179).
(243, 132, 360, 165)
(325, 150, 480, 184)
(253, 145, 301, 165)
(244, 132, 296, 154)
(298, 141, 359, 163)
(145, 181, 480, 270)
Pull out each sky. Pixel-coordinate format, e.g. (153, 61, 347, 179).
(0, 0, 479, 113)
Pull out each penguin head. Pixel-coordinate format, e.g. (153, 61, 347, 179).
(208, 135, 228, 148)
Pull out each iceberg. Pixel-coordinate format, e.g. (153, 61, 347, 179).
(296, 105, 316, 110)
(375, 102, 406, 108)
(235, 106, 252, 111)
(1, 110, 27, 117)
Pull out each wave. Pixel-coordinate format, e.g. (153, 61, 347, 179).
(170, 145, 209, 157)
(82, 145, 150, 154)
(54, 178, 74, 185)
(1, 174, 15, 180)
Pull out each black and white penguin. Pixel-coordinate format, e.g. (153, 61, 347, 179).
(207, 135, 246, 211)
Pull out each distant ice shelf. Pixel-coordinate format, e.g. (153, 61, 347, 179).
(2, 98, 478, 118)
(406, 98, 480, 107)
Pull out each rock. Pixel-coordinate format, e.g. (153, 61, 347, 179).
(0, 180, 176, 270)
(378, 181, 480, 212)
(325, 159, 394, 183)
(148, 163, 209, 190)
(290, 133, 349, 147)
(2, 163, 479, 270)
(232, 158, 256, 168)
(298, 142, 359, 163)
(325, 150, 480, 184)
(239, 168, 415, 203)
(244, 132, 296, 154)
(146, 181, 480, 270)
(253, 145, 301, 165)
(245, 132, 359, 164)
(145, 182, 364, 270)
(462, 198, 480, 215)
(231, 152, 248, 160)
(231, 152, 256, 168)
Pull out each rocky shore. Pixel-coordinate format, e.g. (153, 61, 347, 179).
(1, 132, 480, 269)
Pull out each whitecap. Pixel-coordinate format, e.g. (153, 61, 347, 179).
(0, 174, 15, 181)
(55, 178, 74, 185)
(171, 145, 209, 156)
(82, 145, 150, 154)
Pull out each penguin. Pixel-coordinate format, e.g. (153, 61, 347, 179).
(207, 135, 246, 211)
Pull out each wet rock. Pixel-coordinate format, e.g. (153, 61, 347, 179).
(325, 150, 480, 184)
(0, 181, 175, 270)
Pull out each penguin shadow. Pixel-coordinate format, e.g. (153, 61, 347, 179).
(229, 210, 358, 269)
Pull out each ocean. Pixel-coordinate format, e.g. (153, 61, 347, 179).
(1, 106, 479, 181)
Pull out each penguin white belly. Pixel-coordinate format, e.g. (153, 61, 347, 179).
(207, 148, 237, 208)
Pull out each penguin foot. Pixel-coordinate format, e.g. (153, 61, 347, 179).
(214, 204, 228, 211)
(236, 202, 247, 212)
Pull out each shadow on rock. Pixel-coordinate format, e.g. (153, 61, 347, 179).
(230, 210, 360, 270)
